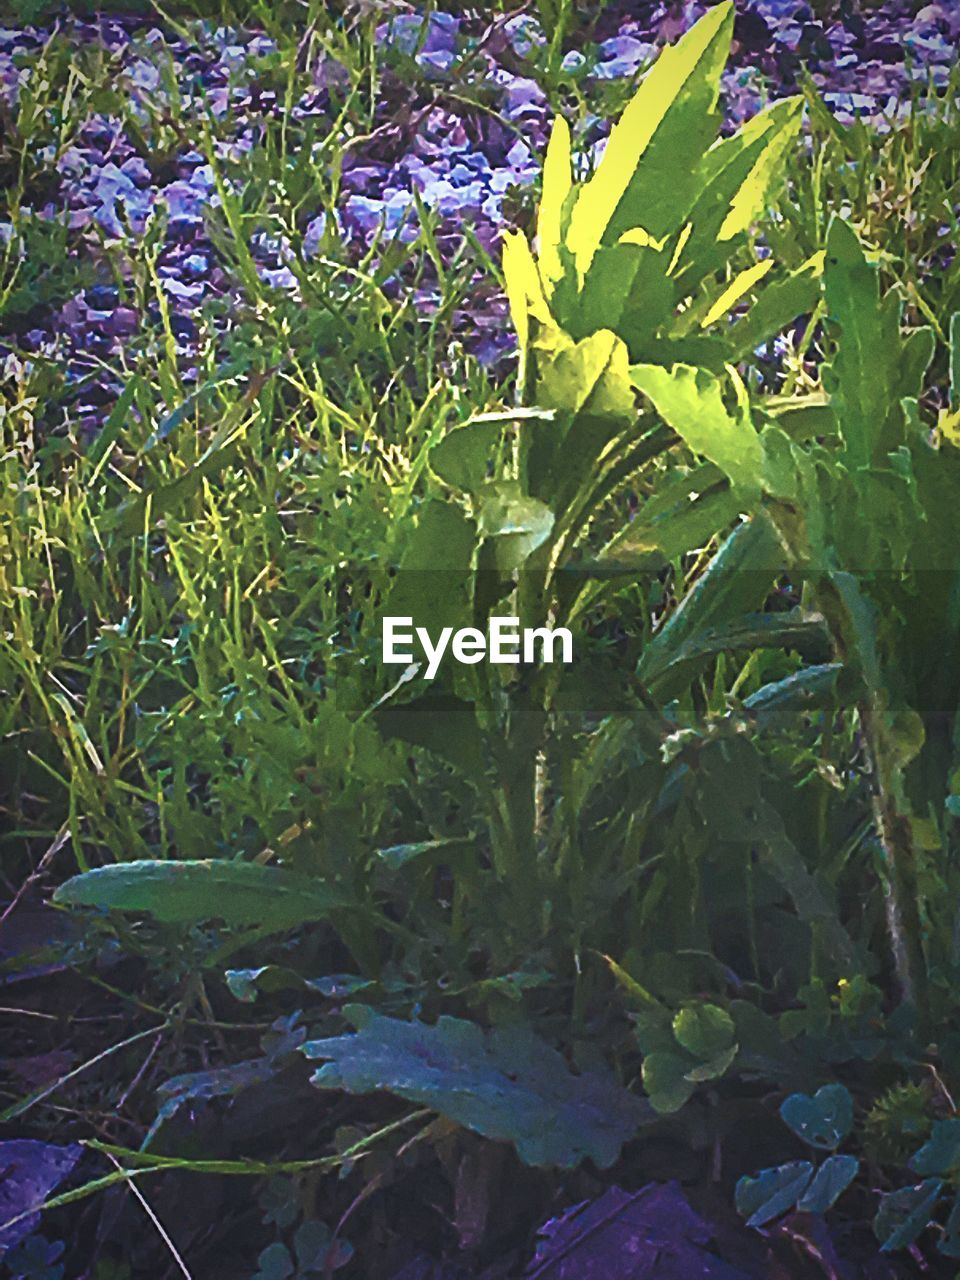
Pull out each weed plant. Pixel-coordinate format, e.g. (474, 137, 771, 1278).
(3, 2, 960, 1275)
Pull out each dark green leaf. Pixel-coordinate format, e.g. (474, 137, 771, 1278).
(53, 860, 349, 933)
(874, 1180, 942, 1253)
(641, 1051, 696, 1114)
(909, 1119, 960, 1177)
(673, 1003, 735, 1059)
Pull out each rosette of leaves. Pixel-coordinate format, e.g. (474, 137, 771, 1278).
(635, 1002, 739, 1114)
(503, 0, 815, 396)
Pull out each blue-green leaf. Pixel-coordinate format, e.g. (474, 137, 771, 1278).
(736, 1161, 814, 1228)
(909, 1119, 960, 1177)
(874, 1179, 942, 1253)
(303, 1007, 649, 1169)
(796, 1154, 859, 1214)
(779, 1084, 854, 1150)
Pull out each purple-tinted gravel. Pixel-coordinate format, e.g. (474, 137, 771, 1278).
(0, 0, 956, 425)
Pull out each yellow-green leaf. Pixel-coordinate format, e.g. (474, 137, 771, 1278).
(630, 362, 762, 496)
(700, 257, 774, 328)
(565, 1, 733, 281)
(502, 230, 552, 352)
(717, 97, 804, 241)
(536, 115, 573, 289)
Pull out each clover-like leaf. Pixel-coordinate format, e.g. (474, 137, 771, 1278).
(642, 1051, 696, 1114)
(779, 1083, 853, 1150)
(673, 1003, 735, 1060)
(735, 1161, 814, 1228)
(684, 1043, 738, 1083)
(796, 1154, 859, 1214)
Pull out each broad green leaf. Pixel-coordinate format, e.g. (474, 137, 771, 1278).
(570, 242, 675, 354)
(54, 860, 349, 933)
(528, 329, 635, 503)
(385, 500, 475, 635)
(629, 362, 762, 497)
(641, 1051, 696, 1113)
(673, 1003, 735, 1059)
(639, 514, 783, 690)
(641, 610, 831, 697)
(823, 218, 900, 468)
(736, 1162, 814, 1228)
(376, 695, 484, 780)
(565, 2, 733, 278)
(536, 329, 635, 423)
(762, 387, 835, 442)
(725, 253, 824, 362)
(597, 483, 742, 574)
(796, 1154, 859, 1213)
(743, 663, 843, 730)
(875, 1180, 942, 1253)
(678, 97, 804, 291)
(302, 1006, 649, 1169)
(780, 1083, 854, 1150)
(477, 481, 555, 572)
(537, 115, 572, 290)
(693, 737, 857, 972)
(429, 420, 502, 492)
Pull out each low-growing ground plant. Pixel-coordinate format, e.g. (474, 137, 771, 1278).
(4, 1, 960, 1275)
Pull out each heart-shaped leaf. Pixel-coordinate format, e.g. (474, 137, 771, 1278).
(779, 1083, 853, 1150)
(735, 1161, 814, 1228)
(796, 1154, 859, 1214)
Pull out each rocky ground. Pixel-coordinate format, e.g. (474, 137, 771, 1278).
(0, 0, 956, 427)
